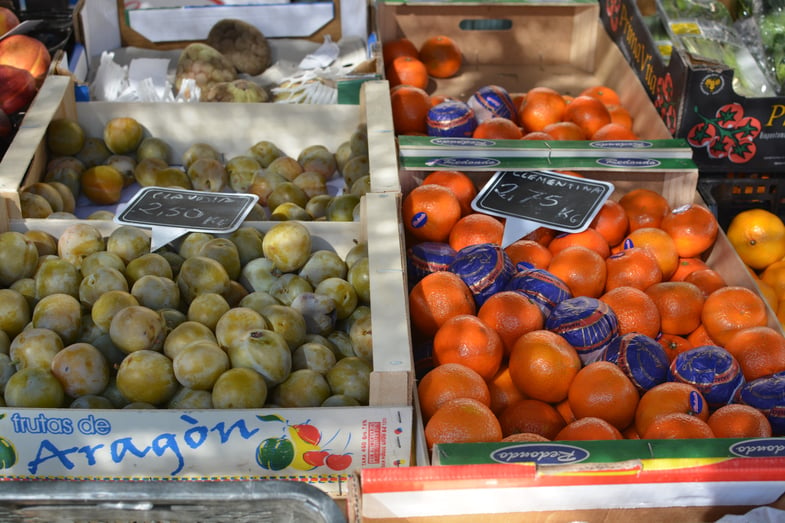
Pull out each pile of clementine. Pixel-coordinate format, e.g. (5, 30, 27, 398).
(383, 44, 641, 142)
(405, 171, 785, 450)
(725, 207, 785, 330)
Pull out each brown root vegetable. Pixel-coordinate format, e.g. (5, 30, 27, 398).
(174, 43, 237, 94)
(206, 19, 272, 76)
(203, 79, 270, 103)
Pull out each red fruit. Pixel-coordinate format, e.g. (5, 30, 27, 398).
(0, 7, 20, 36)
(325, 453, 352, 471)
(292, 423, 321, 445)
(0, 109, 12, 140)
(0, 34, 51, 85)
(302, 450, 329, 467)
(0, 64, 37, 114)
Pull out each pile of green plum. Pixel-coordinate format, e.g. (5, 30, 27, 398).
(0, 220, 373, 410)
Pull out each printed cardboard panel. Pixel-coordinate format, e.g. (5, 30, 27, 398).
(0, 406, 412, 495)
(600, 0, 785, 173)
(352, 460, 785, 521)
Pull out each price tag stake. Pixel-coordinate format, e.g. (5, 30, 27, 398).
(115, 187, 259, 251)
(472, 170, 615, 248)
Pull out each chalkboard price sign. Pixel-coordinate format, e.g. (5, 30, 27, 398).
(472, 170, 615, 233)
(116, 187, 259, 231)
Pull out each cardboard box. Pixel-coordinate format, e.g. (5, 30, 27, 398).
(76, 0, 369, 56)
(0, 76, 413, 495)
(0, 192, 413, 496)
(600, 0, 785, 173)
(66, 0, 376, 104)
(383, 140, 785, 518)
(351, 461, 785, 522)
(0, 75, 401, 220)
(375, 0, 679, 145)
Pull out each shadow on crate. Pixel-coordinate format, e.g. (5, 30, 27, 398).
(698, 174, 785, 231)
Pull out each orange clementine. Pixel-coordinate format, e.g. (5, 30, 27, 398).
(591, 123, 639, 141)
(726, 208, 785, 270)
(408, 270, 476, 337)
(501, 432, 550, 442)
(759, 259, 785, 300)
(390, 85, 431, 135)
(548, 228, 611, 259)
(607, 104, 634, 130)
(386, 55, 428, 90)
(644, 281, 705, 336)
(472, 117, 523, 139)
(522, 131, 556, 140)
(555, 398, 577, 424)
(524, 226, 557, 246)
(623, 227, 680, 280)
(701, 286, 769, 346)
(599, 286, 661, 339)
(429, 94, 459, 107)
(504, 239, 553, 270)
(707, 404, 772, 438)
(618, 188, 671, 231)
(518, 86, 567, 133)
(590, 199, 629, 248)
(579, 85, 622, 106)
(417, 362, 491, 421)
(604, 246, 663, 292)
(448, 213, 504, 251)
(555, 416, 624, 441)
(563, 95, 612, 139)
(402, 183, 462, 242)
(507, 329, 581, 404)
(723, 325, 785, 381)
(670, 257, 711, 282)
(418, 35, 462, 79)
(634, 381, 710, 436)
(687, 323, 718, 347)
(477, 291, 544, 356)
(547, 245, 607, 298)
(641, 412, 715, 439)
(660, 203, 719, 258)
(498, 398, 566, 440)
(382, 37, 419, 68)
(683, 268, 727, 298)
(755, 278, 779, 310)
(432, 314, 504, 380)
(425, 397, 503, 448)
(568, 361, 640, 431)
(422, 170, 478, 217)
(657, 333, 693, 362)
(488, 365, 527, 416)
(541, 121, 587, 140)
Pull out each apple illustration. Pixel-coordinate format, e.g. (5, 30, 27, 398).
(302, 450, 330, 467)
(0, 7, 19, 37)
(325, 453, 352, 471)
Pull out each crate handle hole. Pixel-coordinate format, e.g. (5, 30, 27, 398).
(459, 19, 513, 31)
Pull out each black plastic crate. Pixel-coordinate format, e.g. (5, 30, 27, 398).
(698, 173, 785, 231)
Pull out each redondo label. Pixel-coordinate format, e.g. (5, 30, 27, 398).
(490, 443, 590, 465)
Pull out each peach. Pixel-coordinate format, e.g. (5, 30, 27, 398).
(0, 7, 19, 36)
(0, 34, 51, 86)
(0, 64, 36, 114)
